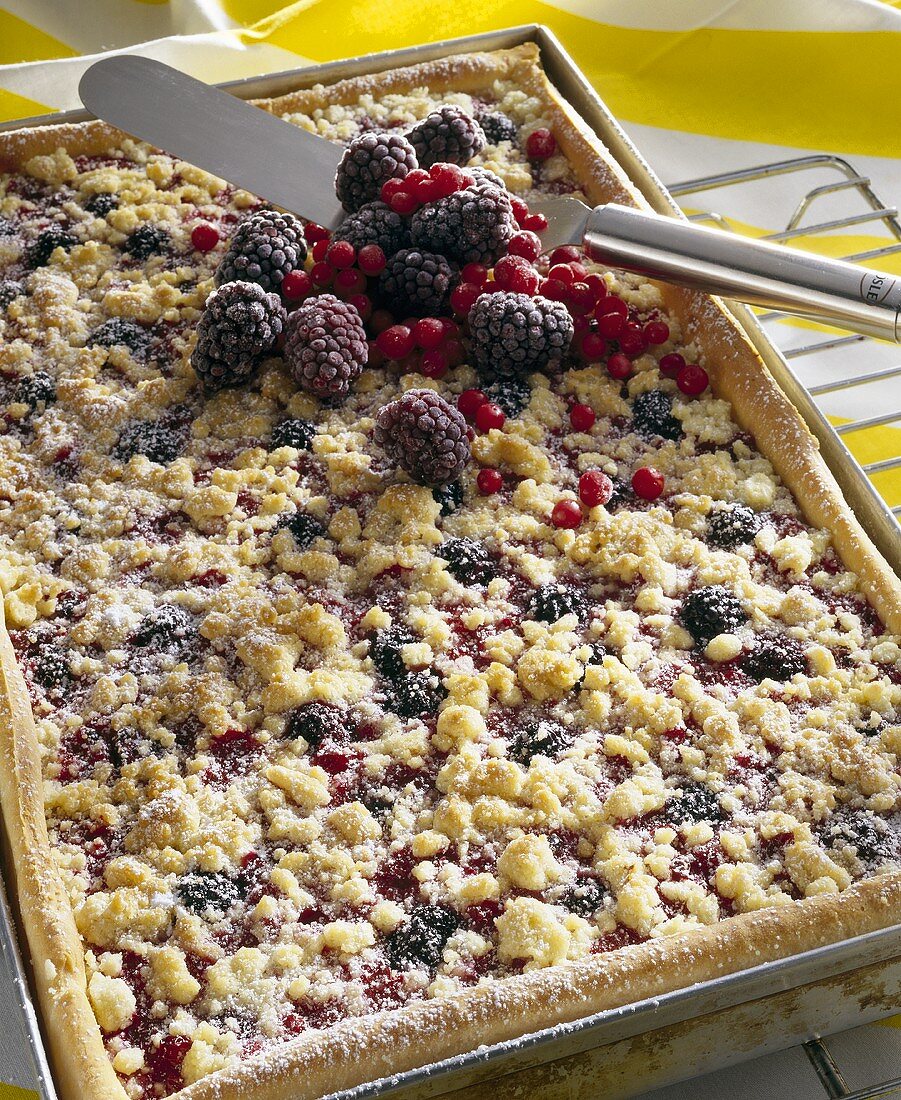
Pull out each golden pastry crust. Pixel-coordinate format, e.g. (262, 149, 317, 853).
(0, 41, 897, 1100)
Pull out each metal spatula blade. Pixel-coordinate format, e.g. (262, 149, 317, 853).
(78, 56, 346, 229)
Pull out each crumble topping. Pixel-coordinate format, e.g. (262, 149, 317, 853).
(0, 75, 898, 1099)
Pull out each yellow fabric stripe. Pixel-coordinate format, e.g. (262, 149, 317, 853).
(0, 88, 52, 124)
(0, 1084, 37, 1100)
(221, 0, 294, 23)
(0, 11, 78, 66)
(828, 417, 901, 502)
(245, 1, 901, 159)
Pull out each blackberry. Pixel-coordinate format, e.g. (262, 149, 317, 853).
(740, 634, 808, 682)
(33, 645, 71, 692)
(485, 377, 532, 418)
(15, 371, 56, 411)
(378, 248, 457, 318)
(214, 209, 307, 293)
(131, 604, 194, 654)
(333, 201, 409, 256)
(468, 166, 506, 190)
(277, 511, 326, 549)
(509, 717, 571, 766)
(383, 671, 447, 719)
(285, 702, 346, 750)
(441, 537, 496, 585)
(478, 111, 519, 145)
(85, 193, 118, 217)
(192, 280, 286, 391)
(370, 626, 417, 680)
(0, 217, 13, 236)
(335, 131, 418, 213)
(114, 418, 184, 465)
(406, 105, 486, 168)
(25, 226, 77, 269)
(374, 388, 471, 488)
(178, 871, 241, 917)
(467, 292, 574, 378)
(87, 318, 151, 357)
(0, 280, 24, 309)
(707, 504, 761, 549)
(433, 479, 464, 516)
(125, 224, 169, 260)
(632, 390, 683, 441)
(271, 418, 315, 451)
(284, 293, 368, 400)
(679, 585, 747, 645)
(606, 476, 633, 510)
(528, 584, 588, 624)
(410, 184, 515, 266)
(385, 904, 458, 970)
(560, 876, 607, 917)
(822, 809, 896, 865)
(667, 782, 725, 825)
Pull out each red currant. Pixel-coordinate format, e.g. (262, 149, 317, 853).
(191, 223, 219, 252)
(311, 238, 330, 262)
(458, 389, 487, 419)
(310, 261, 334, 287)
(569, 403, 596, 431)
(370, 309, 394, 334)
(348, 293, 372, 321)
(579, 470, 613, 507)
(548, 263, 575, 285)
(440, 318, 460, 339)
(477, 468, 503, 495)
(367, 340, 385, 368)
(521, 213, 548, 233)
(567, 282, 596, 315)
(380, 178, 406, 204)
(585, 273, 607, 301)
(540, 278, 568, 301)
(550, 246, 581, 266)
(596, 295, 627, 318)
(430, 163, 467, 198)
(475, 402, 505, 432)
(390, 191, 419, 215)
(510, 196, 530, 225)
(644, 320, 670, 345)
(376, 324, 415, 359)
(334, 268, 366, 296)
(357, 244, 387, 275)
(632, 466, 665, 501)
(579, 332, 606, 361)
(326, 240, 355, 269)
(607, 352, 632, 380)
(526, 128, 557, 159)
(281, 270, 312, 301)
(450, 281, 482, 316)
(677, 363, 709, 396)
(412, 317, 445, 350)
(494, 254, 540, 295)
(551, 498, 582, 529)
(659, 352, 685, 377)
(506, 231, 542, 262)
(618, 324, 648, 357)
(461, 262, 489, 286)
(443, 338, 465, 366)
(420, 349, 448, 378)
(304, 223, 330, 243)
(597, 311, 626, 339)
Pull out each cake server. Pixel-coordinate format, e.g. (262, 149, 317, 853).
(78, 55, 346, 229)
(533, 198, 901, 342)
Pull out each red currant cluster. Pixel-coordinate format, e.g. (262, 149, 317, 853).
(370, 315, 464, 379)
(380, 162, 475, 214)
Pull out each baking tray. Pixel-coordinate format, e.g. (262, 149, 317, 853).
(0, 23, 898, 1100)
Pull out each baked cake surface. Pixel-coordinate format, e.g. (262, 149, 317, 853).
(0, 44, 898, 1100)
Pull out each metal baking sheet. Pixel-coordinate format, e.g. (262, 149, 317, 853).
(0, 23, 898, 1100)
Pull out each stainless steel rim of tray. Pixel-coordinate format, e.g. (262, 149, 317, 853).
(0, 24, 898, 1100)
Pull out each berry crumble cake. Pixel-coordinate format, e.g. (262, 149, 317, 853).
(0, 42, 898, 1100)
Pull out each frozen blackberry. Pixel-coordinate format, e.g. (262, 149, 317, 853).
(15, 371, 56, 411)
(214, 209, 307, 293)
(87, 318, 151, 357)
(668, 782, 725, 824)
(528, 583, 588, 624)
(441, 537, 496, 585)
(0, 280, 24, 309)
(114, 418, 184, 465)
(374, 388, 471, 488)
(270, 418, 315, 451)
(125, 224, 169, 259)
(679, 585, 747, 646)
(740, 634, 808, 682)
(370, 625, 417, 681)
(192, 280, 286, 391)
(606, 476, 633, 510)
(632, 390, 683, 441)
(560, 876, 607, 917)
(509, 717, 571, 766)
(285, 702, 346, 750)
(178, 871, 241, 917)
(335, 131, 418, 213)
(386, 904, 458, 970)
(284, 293, 368, 400)
(33, 645, 71, 692)
(85, 193, 118, 217)
(383, 671, 447, 719)
(407, 105, 486, 168)
(410, 183, 515, 266)
(25, 226, 76, 269)
(468, 292, 574, 378)
(277, 511, 326, 549)
(0, 217, 13, 236)
(433, 479, 464, 516)
(485, 377, 532, 418)
(707, 504, 761, 549)
(477, 111, 518, 145)
(378, 248, 457, 317)
(333, 201, 408, 256)
(822, 809, 896, 864)
(132, 604, 194, 654)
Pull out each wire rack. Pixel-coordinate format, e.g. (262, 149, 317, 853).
(665, 156, 901, 1100)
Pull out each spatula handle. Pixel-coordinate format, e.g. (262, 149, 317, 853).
(583, 204, 901, 343)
